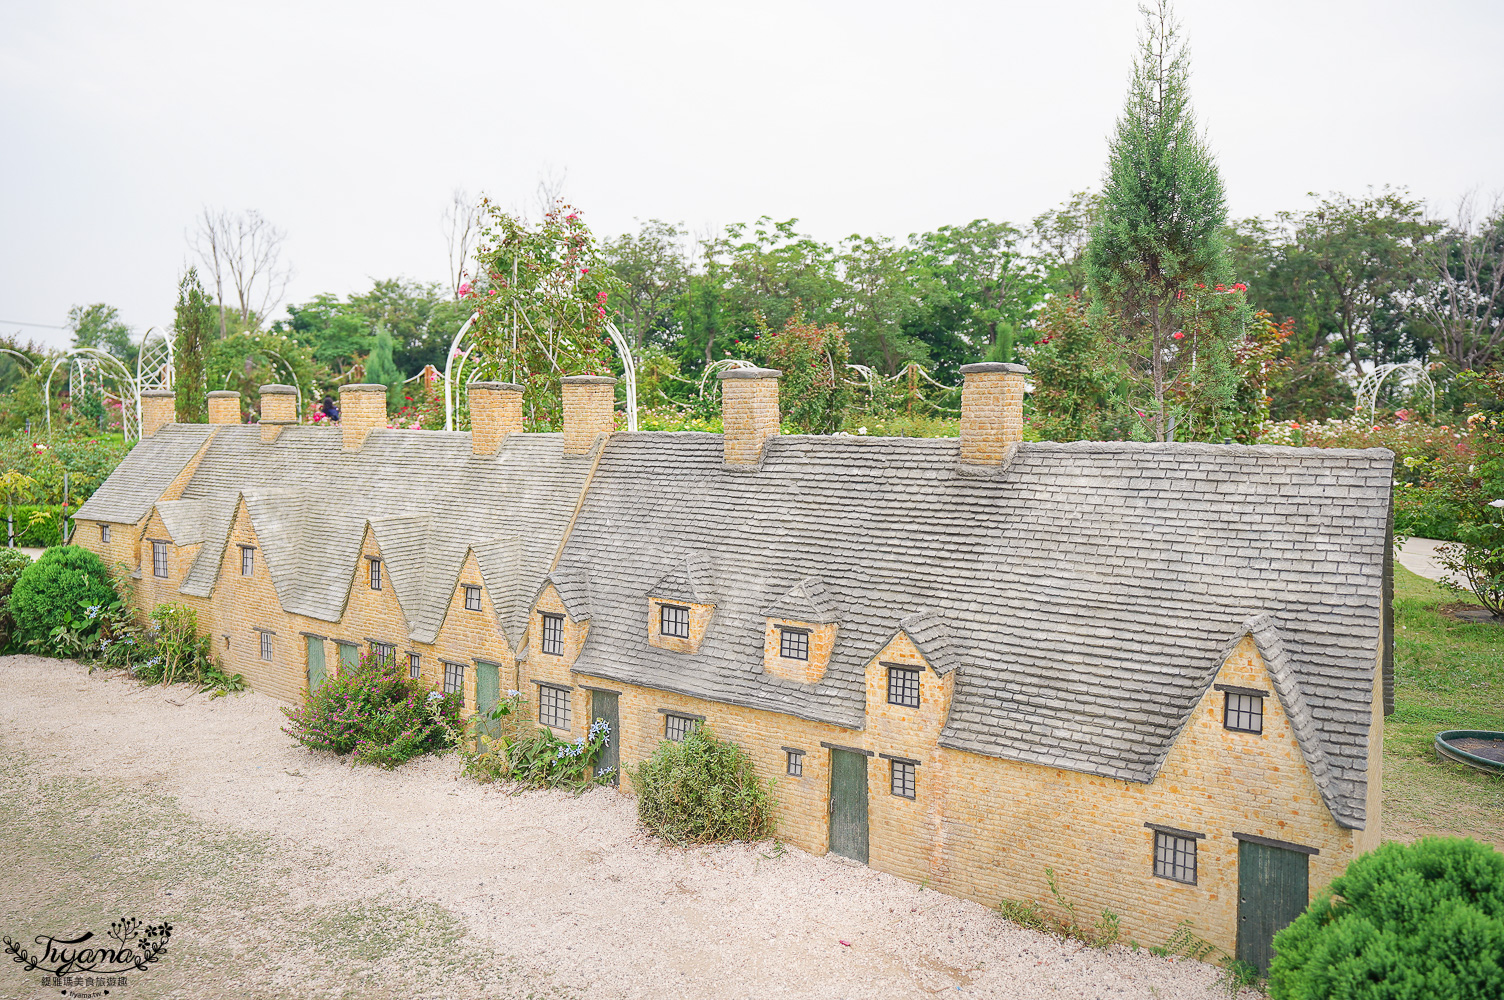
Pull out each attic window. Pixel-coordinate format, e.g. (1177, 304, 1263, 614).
(241, 546, 255, 576)
(1224, 691, 1265, 734)
(887, 667, 921, 708)
(369, 558, 382, 590)
(660, 604, 690, 638)
(540, 613, 564, 655)
(779, 628, 809, 661)
(464, 585, 482, 612)
(152, 541, 168, 579)
(99, 524, 110, 543)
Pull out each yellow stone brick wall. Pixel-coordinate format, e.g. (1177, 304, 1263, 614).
(140, 392, 174, 437)
(467, 383, 524, 456)
(761, 617, 837, 684)
(959, 368, 1026, 465)
(525, 585, 591, 735)
(719, 373, 780, 468)
(76, 517, 145, 575)
(424, 549, 518, 712)
(207, 391, 242, 425)
(646, 597, 715, 654)
(259, 387, 298, 424)
(560, 377, 616, 455)
(339, 385, 387, 451)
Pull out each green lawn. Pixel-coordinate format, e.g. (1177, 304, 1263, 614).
(1383, 565, 1504, 846)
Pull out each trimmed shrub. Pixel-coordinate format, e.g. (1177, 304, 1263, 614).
(0, 547, 33, 649)
(629, 724, 775, 844)
(8, 545, 118, 652)
(281, 651, 461, 768)
(1269, 837, 1504, 1000)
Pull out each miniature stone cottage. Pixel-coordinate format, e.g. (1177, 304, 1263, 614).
(74, 366, 1394, 972)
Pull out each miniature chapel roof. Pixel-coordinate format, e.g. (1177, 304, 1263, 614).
(553, 432, 1395, 830)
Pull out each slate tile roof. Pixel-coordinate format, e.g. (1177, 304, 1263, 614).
(556, 433, 1393, 830)
(74, 424, 215, 524)
(92, 424, 596, 640)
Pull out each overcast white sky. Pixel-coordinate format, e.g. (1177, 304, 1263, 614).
(2, 0, 1501, 351)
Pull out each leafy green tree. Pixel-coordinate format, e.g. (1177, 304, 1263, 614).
(1268, 837, 1504, 1000)
(1086, 0, 1232, 441)
(1023, 295, 1138, 441)
(910, 219, 1043, 362)
(364, 325, 403, 409)
(204, 331, 323, 420)
(68, 304, 137, 370)
(603, 219, 689, 352)
(1032, 191, 1103, 297)
(1423, 194, 1504, 370)
(172, 268, 214, 423)
(838, 235, 929, 374)
(750, 310, 853, 434)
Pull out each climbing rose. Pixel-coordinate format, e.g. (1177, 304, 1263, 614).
(458, 282, 472, 297)
(1172, 331, 1185, 340)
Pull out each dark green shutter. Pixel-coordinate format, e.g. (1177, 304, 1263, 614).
(305, 636, 326, 694)
(1237, 839, 1310, 973)
(337, 642, 358, 672)
(591, 690, 619, 784)
(475, 662, 500, 741)
(828, 749, 869, 864)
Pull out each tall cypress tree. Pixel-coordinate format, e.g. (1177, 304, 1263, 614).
(1086, 0, 1231, 441)
(364, 324, 403, 413)
(173, 267, 213, 423)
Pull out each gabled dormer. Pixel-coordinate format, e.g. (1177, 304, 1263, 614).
(866, 611, 965, 746)
(760, 577, 840, 684)
(531, 566, 592, 664)
(647, 552, 717, 654)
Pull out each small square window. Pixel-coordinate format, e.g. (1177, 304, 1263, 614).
(890, 759, 916, 798)
(443, 661, 465, 700)
(259, 631, 273, 662)
(541, 613, 564, 655)
(779, 628, 809, 661)
(1224, 692, 1264, 734)
(152, 541, 168, 578)
(241, 546, 255, 576)
(786, 750, 804, 777)
(1153, 831, 1198, 885)
(887, 667, 921, 708)
(369, 558, 382, 590)
(99, 524, 110, 543)
(464, 585, 482, 612)
(371, 642, 395, 668)
(660, 604, 690, 638)
(539, 685, 571, 729)
(408, 652, 421, 680)
(665, 713, 700, 742)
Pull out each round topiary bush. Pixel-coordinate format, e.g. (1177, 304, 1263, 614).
(629, 724, 776, 844)
(1269, 836, 1504, 1000)
(8, 545, 119, 652)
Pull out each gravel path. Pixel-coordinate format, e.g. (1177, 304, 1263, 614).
(0, 655, 1252, 1000)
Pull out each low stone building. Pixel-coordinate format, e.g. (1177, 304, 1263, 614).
(73, 365, 1394, 972)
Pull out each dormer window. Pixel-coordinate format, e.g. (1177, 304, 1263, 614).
(887, 666, 921, 708)
(369, 558, 382, 590)
(541, 613, 564, 655)
(660, 604, 690, 638)
(241, 546, 255, 576)
(1217, 684, 1266, 734)
(779, 627, 809, 661)
(152, 541, 168, 578)
(464, 585, 481, 611)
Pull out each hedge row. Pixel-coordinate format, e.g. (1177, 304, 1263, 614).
(1, 505, 66, 548)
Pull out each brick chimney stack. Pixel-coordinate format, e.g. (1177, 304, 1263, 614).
(560, 375, 616, 455)
(468, 381, 524, 456)
(207, 390, 242, 425)
(140, 390, 175, 438)
(339, 384, 388, 452)
(258, 384, 299, 443)
(959, 363, 1029, 466)
(719, 367, 782, 470)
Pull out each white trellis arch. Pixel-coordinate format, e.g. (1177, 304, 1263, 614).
(441, 312, 639, 432)
(222, 347, 303, 416)
(45, 348, 139, 439)
(1354, 361, 1437, 424)
(135, 326, 174, 442)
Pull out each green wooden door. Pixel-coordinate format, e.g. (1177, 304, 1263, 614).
(475, 662, 501, 742)
(1237, 839, 1310, 973)
(591, 690, 619, 784)
(828, 749, 869, 864)
(305, 636, 326, 694)
(337, 642, 359, 673)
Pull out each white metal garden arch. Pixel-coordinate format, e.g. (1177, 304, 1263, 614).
(222, 347, 303, 416)
(1354, 361, 1436, 424)
(135, 326, 174, 442)
(44, 347, 139, 439)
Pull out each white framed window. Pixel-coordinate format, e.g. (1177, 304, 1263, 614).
(665, 713, 700, 742)
(541, 613, 564, 655)
(660, 604, 690, 638)
(887, 666, 921, 708)
(1152, 829, 1199, 885)
(408, 651, 421, 679)
(464, 585, 481, 612)
(259, 631, 273, 661)
(443, 661, 465, 700)
(369, 558, 382, 590)
(785, 748, 804, 777)
(538, 684, 571, 729)
(241, 546, 255, 576)
(779, 628, 809, 660)
(99, 524, 110, 543)
(152, 541, 168, 578)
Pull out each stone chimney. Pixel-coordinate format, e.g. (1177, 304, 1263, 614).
(719, 367, 781, 469)
(959, 363, 1029, 466)
(207, 390, 242, 425)
(140, 390, 175, 438)
(560, 375, 616, 455)
(468, 381, 525, 456)
(258, 384, 298, 443)
(339, 383, 388, 452)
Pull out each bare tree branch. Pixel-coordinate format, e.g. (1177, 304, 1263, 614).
(442, 188, 481, 299)
(189, 208, 293, 334)
(1424, 192, 1504, 370)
